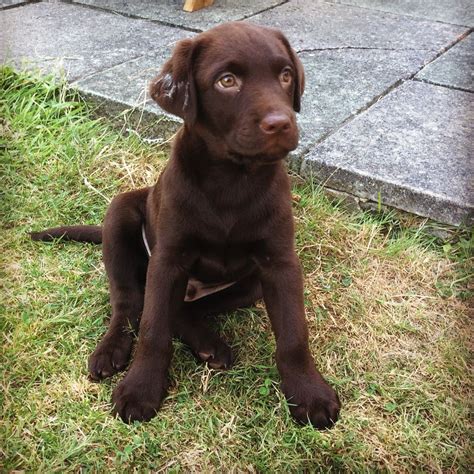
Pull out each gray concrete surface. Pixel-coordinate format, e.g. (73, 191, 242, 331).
(0, 3, 193, 81)
(301, 81, 474, 226)
(329, 0, 474, 27)
(416, 33, 474, 91)
(1, 0, 472, 225)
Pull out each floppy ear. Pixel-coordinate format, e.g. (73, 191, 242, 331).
(149, 38, 198, 124)
(273, 30, 305, 112)
(288, 47, 305, 113)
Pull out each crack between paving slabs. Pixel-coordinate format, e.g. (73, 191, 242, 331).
(0, 0, 41, 11)
(411, 28, 473, 80)
(60, 0, 202, 33)
(242, 0, 289, 21)
(413, 77, 474, 94)
(297, 46, 431, 53)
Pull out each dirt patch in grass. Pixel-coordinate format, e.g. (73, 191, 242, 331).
(1, 68, 472, 472)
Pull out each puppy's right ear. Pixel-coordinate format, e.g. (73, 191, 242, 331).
(149, 38, 198, 124)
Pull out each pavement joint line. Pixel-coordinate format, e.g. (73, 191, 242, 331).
(297, 46, 432, 53)
(241, 0, 289, 22)
(62, 0, 203, 33)
(412, 77, 474, 94)
(0, 0, 39, 11)
(414, 28, 473, 77)
(328, 1, 474, 29)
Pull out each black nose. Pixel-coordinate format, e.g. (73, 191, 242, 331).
(259, 113, 292, 135)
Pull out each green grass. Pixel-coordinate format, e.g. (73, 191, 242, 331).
(1, 67, 472, 472)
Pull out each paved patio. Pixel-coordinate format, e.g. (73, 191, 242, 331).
(1, 0, 473, 226)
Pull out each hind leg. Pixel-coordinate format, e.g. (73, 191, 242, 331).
(173, 273, 262, 369)
(88, 189, 149, 381)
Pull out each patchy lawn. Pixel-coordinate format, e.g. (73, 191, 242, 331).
(1, 67, 472, 472)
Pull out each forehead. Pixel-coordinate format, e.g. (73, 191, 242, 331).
(195, 23, 290, 74)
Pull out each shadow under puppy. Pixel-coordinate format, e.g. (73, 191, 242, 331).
(32, 21, 341, 429)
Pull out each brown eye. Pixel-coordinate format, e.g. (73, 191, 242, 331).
(280, 68, 293, 85)
(217, 73, 237, 88)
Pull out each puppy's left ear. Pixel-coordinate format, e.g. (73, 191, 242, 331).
(274, 31, 305, 112)
(288, 48, 305, 113)
(149, 38, 199, 124)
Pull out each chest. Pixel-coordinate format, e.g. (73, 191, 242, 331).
(186, 239, 259, 283)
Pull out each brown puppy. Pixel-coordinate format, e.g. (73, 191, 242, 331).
(32, 22, 341, 429)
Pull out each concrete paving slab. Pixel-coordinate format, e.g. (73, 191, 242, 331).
(329, 0, 474, 27)
(295, 48, 431, 156)
(250, 0, 468, 51)
(0, 2, 189, 81)
(416, 33, 474, 92)
(70, 0, 285, 31)
(301, 80, 474, 226)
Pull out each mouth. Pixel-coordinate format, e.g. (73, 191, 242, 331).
(227, 135, 298, 165)
(228, 151, 285, 166)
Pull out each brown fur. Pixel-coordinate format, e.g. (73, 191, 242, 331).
(32, 22, 340, 428)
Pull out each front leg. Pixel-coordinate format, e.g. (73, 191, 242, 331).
(112, 249, 187, 423)
(260, 251, 341, 429)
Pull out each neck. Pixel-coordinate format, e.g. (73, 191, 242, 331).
(170, 125, 286, 208)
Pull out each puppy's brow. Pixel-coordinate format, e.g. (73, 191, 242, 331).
(210, 60, 247, 78)
(271, 55, 293, 70)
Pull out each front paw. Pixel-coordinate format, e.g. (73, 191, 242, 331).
(282, 374, 341, 429)
(88, 332, 133, 381)
(112, 369, 168, 423)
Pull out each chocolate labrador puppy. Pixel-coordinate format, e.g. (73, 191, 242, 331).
(32, 22, 340, 429)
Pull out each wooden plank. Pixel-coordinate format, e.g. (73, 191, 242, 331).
(183, 0, 214, 13)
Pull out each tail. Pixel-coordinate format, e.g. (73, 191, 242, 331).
(30, 225, 103, 244)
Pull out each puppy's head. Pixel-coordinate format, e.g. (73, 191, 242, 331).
(150, 22, 305, 164)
